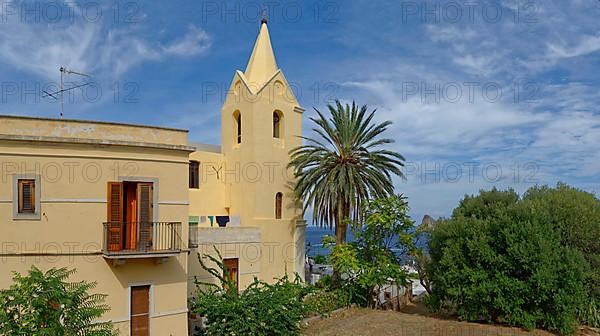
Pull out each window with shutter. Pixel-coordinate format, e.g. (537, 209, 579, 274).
(189, 161, 200, 189)
(18, 179, 35, 214)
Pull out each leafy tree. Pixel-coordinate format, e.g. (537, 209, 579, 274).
(0, 266, 116, 336)
(521, 183, 600, 298)
(289, 100, 405, 244)
(190, 249, 309, 336)
(427, 187, 590, 334)
(326, 195, 415, 308)
(452, 187, 519, 219)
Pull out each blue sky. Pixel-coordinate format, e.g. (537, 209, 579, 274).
(1, 0, 599, 221)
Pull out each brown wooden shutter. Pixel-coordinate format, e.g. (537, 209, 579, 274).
(130, 285, 150, 336)
(18, 180, 35, 213)
(107, 182, 123, 251)
(137, 183, 153, 250)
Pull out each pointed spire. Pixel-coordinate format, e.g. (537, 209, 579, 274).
(244, 21, 278, 88)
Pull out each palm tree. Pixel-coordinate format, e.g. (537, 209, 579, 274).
(289, 100, 405, 244)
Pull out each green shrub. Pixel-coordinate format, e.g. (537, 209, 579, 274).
(190, 250, 310, 336)
(427, 186, 590, 334)
(522, 183, 600, 298)
(578, 298, 600, 328)
(0, 266, 116, 336)
(304, 289, 351, 316)
(313, 254, 327, 264)
(314, 275, 333, 289)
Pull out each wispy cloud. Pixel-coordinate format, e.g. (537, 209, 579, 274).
(546, 35, 600, 59)
(163, 25, 212, 57)
(0, 7, 211, 80)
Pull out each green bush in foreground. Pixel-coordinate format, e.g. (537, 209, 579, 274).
(0, 266, 116, 336)
(304, 289, 351, 316)
(190, 250, 309, 336)
(427, 187, 588, 334)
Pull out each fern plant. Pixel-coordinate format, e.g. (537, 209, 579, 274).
(0, 266, 116, 336)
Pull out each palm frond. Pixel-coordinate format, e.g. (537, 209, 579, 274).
(288, 100, 405, 242)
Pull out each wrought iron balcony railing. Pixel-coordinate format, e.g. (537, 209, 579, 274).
(102, 222, 182, 258)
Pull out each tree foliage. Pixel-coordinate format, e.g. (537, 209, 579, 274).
(190, 249, 309, 336)
(289, 100, 405, 244)
(326, 195, 415, 308)
(0, 266, 116, 336)
(521, 183, 600, 297)
(426, 185, 599, 334)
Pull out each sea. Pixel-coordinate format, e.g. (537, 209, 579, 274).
(305, 225, 428, 260)
(305, 226, 352, 258)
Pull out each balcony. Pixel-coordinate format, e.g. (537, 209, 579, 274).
(102, 222, 182, 261)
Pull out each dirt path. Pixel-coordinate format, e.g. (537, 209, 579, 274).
(302, 304, 596, 336)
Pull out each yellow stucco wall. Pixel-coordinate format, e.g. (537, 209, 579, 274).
(188, 149, 228, 217)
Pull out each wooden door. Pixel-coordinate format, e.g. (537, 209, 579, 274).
(223, 258, 239, 293)
(107, 182, 123, 251)
(130, 285, 150, 336)
(125, 184, 138, 250)
(137, 183, 154, 250)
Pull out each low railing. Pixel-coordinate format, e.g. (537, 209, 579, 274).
(102, 222, 182, 256)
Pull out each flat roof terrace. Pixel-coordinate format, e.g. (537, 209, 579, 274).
(0, 115, 194, 151)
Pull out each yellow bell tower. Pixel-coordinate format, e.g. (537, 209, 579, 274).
(220, 20, 306, 279)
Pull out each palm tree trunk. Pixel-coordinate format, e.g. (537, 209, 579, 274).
(335, 200, 351, 245)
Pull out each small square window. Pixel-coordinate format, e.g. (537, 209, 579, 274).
(13, 174, 41, 220)
(18, 179, 35, 213)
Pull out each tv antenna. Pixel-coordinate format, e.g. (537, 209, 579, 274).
(42, 66, 91, 118)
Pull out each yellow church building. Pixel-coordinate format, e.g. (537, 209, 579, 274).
(0, 21, 305, 336)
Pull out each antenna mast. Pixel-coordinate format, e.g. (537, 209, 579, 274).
(42, 67, 91, 118)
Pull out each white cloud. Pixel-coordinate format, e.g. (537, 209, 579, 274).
(452, 54, 498, 77)
(163, 25, 212, 57)
(0, 10, 211, 80)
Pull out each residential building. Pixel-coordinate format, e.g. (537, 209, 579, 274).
(0, 115, 192, 335)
